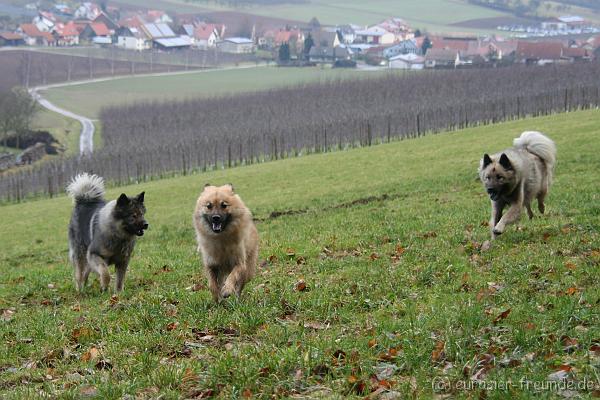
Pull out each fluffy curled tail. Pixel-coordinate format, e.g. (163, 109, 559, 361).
(66, 173, 105, 203)
(513, 131, 557, 181)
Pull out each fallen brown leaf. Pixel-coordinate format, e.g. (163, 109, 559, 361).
(565, 287, 578, 296)
(294, 279, 308, 292)
(492, 308, 511, 325)
(166, 322, 179, 331)
(81, 347, 99, 362)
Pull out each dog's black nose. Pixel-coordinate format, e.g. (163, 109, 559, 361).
(487, 188, 496, 195)
(142, 223, 149, 230)
(211, 215, 221, 223)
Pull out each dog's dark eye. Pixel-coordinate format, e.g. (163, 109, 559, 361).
(496, 175, 503, 180)
(206, 203, 213, 209)
(221, 202, 228, 209)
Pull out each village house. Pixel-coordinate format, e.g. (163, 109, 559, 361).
(218, 37, 254, 54)
(145, 10, 173, 25)
(116, 26, 151, 50)
(18, 23, 56, 46)
(542, 15, 586, 32)
(54, 21, 80, 46)
(0, 32, 25, 46)
(561, 46, 591, 62)
(424, 48, 460, 68)
(118, 15, 146, 30)
(139, 23, 191, 50)
(335, 24, 360, 44)
(193, 24, 222, 49)
(389, 53, 425, 70)
(54, 4, 74, 17)
(516, 41, 564, 65)
(311, 30, 340, 49)
(354, 26, 395, 45)
(383, 39, 419, 58)
(276, 29, 304, 48)
(179, 24, 194, 37)
(33, 11, 57, 32)
(74, 2, 101, 21)
(79, 22, 112, 44)
(308, 45, 352, 64)
(94, 12, 119, 31)
(376, 17, 414, 41)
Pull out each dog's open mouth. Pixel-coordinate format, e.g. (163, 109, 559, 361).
(136, 229, 145, 236)
(211, 222, 223, 233)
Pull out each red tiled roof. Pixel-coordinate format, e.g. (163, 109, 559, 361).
(425, 48, 459, 61)
(119, 15, 145, 29)
(562, 47, 588, 58)
(274, 29, 302, 44)
(516, 41, 563, 60)
(72, 21, 88, 34)
(0, 32, 23, 40)
(90, 22, 110, 36)
(194, 24, 215, 40)
(56, 22, 79, 37)
(146, 10, 165, 20)
(20, 23, 45, 37)
(429, 35, 476, 52)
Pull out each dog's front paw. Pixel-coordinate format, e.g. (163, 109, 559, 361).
(220, 284, 236, 300)
(492, 225, 504, 236)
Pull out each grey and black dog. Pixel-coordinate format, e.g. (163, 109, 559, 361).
(67, 173, 148, 292)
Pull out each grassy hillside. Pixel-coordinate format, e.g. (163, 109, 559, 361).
(115, 0, 509, 32)
(42, 66, 389, 119)
(0, 110, 598, 398)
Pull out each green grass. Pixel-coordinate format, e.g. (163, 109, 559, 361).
(41, 66, 394, 119)
(31, 109, 81, 156)
(0, 110, 79, 157)
(116, 0, 510, 32)
(1, 109, 599, 398)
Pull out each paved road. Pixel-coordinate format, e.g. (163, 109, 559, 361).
(29, 63, 268, 156)
(29, 87, 95, 156)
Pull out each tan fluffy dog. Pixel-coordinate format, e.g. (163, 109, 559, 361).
(193, 184, 259, 301)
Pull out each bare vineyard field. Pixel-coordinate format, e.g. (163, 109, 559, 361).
(0, 50, 199, 92)
(2, 63, 600, 201)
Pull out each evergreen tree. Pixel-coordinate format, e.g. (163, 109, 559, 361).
(303, 33, 314, 58)
(278, 42, 290, 62)
(421, 36, 432, 55)
(308, 17, 320, 30)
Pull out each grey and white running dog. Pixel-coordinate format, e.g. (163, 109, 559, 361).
(67, 173, 148, 292)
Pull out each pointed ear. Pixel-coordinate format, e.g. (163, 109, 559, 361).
(482, 154, 492, 168)
(226, 183, 234, 192)
(117, 193, 129, 207)
(204, 183, 211, 187)
(136, 192, 145, 203)
(499, 153, 513, 170)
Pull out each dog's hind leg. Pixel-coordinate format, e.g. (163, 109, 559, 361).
(73, 258, 87, 292)
(525, 202, 534, 219)
(88, 253, 110, 292)
(537, 191, 546, 214)
(115, 264, 128, 292)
